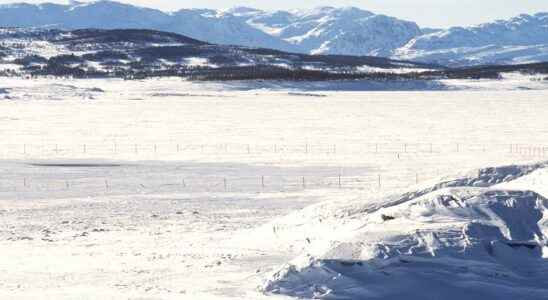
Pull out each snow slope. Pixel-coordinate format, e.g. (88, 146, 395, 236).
(261, 162, 548, 299)
(243, 7, 421, 57)
(396, 13, 548, 66)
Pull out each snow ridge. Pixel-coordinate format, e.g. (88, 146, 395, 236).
(261, 161, 548, 299)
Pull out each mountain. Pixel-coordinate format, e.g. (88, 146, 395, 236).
(0, 1, 422, 57)
(2, 27, 547, 82)
(395, 13, 548, 66)
(0, 27, 440, 80)
(0, 1, 298, 52)
(0, 1, 546, 66)
(239, 6, 422, 57)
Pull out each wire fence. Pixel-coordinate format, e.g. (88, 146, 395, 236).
(1, 141, 546, 198)
(0, 171, 443, 198)
(1, 142, 547, 158)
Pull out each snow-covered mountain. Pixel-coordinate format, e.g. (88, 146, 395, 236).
(395, 13, 548, 66)
(0, 1, 298, 52)
(0, 1, 547, 66)
(0, 1, 423, 57)
(0, 27, 441, 80)
(240, 6, 422, 57)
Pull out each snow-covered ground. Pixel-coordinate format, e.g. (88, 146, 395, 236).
(1, 77, 548, 299)
(261, 162, 548, 299)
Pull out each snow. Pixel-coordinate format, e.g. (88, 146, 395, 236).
(184, 57, 211, 67)
(0, 77, 548, 299)
(261, 162, 548, 299)
(1, 1, 547, 64)
(396, 13, 548, 66)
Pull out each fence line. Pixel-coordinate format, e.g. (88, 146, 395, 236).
(0, 171, 445, 195)
(1, 142, 548, 158)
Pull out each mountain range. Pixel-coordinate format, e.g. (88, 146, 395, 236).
(0, 27, 442, 80)
(2, 27, 547, 82)
(0, 1, 547, 66)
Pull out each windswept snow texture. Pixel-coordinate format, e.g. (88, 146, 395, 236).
(262, 162, 548, 299)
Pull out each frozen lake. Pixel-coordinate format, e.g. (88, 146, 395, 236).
(1, 78, 548, 299)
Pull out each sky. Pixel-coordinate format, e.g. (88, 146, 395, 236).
(0, 0, 547, 28)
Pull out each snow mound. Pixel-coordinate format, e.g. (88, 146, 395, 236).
(0, 87, 10, 99)
(261, 162, 548, 299)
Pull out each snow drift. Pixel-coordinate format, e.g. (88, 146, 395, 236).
(260, 162, 548, 299)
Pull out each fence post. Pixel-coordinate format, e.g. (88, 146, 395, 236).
(302, 176, 306, 189)
(378, 174, 381, 189)
(261, 176, 265, 189)
(182, 179, 186, 188)
(338, 174, 341, 188)
(223, 178, 227, 191)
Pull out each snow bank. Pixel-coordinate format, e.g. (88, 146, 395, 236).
(261, 161, 548, 299)
(0, 87, 9, 99)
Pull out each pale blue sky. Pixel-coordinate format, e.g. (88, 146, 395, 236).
(1, 0, 547, 28)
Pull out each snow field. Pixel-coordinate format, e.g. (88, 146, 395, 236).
(0, 77, 548, 299)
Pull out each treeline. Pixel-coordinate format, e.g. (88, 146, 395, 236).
(21, 63, 548, 81)
(8, 52, 548, 81)
(185, 65, 424, 81)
